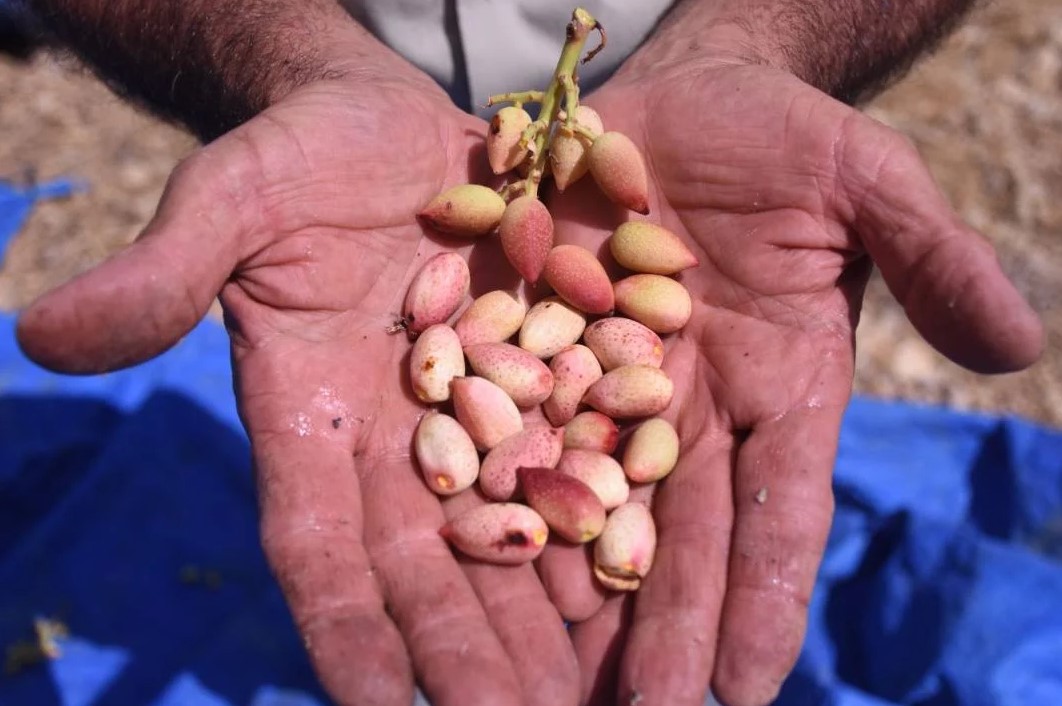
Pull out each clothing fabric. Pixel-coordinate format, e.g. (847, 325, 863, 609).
(341, 0, 674, 115)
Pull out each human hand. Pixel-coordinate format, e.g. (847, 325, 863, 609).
(16, 74, 582, 705)
(538, 57, 1043, 705)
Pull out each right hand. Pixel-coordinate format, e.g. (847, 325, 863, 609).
(17, 70, 583, 706)
(540, 54, 1043, 705)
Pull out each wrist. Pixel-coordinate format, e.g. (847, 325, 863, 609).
(610, 0, 977, 104)
(265, 15, 447, 111)
(610, 12, 787, 87)
(27, 0, 445, 141)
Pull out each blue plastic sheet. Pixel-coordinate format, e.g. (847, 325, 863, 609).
(2, 183, 1060, 705)
(0, 181, 80, 253)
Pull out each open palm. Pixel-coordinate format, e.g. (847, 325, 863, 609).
(17, 79, 581, 706)
(545, 63, 1043, 706)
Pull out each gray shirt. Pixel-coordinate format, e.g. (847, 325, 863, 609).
(342, 0, 675, 115)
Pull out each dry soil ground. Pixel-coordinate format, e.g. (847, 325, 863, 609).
(0, 0, 1059, 425)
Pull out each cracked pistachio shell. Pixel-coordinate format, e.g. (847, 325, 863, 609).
(418, 184, 507, 238)
(588, 132, 650, 215)
(409, 324, 465, 403)
(499, 195, 554, 284)
(414, 412, 479, 495)
(403, 252, 470, 336)
(563, 411, 619, 454)
(440, 503, 548, 565)
(542, 344, 602, 426)
(488, 106, 533, 174)
(451, 376, 523, 451)
(556, 449, 630, 510)
(609, 221, 699, 275)
(518, 296, 587, 359)
(623, 418, 680, 484)
(551, 105, 604, 192)
(613, 274, 693, 334)
(583, 317, 665, 371)
(593, 502, 657, 590)
(464, 342, 554, 408)
(454, 290, 527, 347)
(479, 425, 565, 501)
(583, 365, 674, 419)
(518, 467, 606, 543)
(543, 245, 614, 315)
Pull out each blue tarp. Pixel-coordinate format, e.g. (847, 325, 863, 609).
(2, 181, 1060, 705)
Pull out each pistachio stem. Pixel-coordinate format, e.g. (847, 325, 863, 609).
(486, 90, 546, 108)
(497, 181, 528, 202)
(559, 74, 580, 130)
(569, 123, 598, 142)
(523, 8, 599, 198)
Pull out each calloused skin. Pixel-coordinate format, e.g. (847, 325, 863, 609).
(537, 59, 1044, 705)
(16, 51, 1041, 706)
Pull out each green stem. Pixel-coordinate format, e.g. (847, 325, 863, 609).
(486, 90, 545, 108)
(567, 123, 598, 141)
(523, 8, 599, 198)
(497, 180, 528, 202)
(559, 73, 580, 129)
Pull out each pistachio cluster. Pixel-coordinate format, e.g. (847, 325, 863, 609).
(401, 8, 697, 593)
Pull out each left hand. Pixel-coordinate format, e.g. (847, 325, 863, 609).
(538, 56, 1043, 706)
(16, 74, 581, 706)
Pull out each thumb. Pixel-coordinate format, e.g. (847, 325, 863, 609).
(16, 144, 249, 374)
(838, 114, 1044, 374)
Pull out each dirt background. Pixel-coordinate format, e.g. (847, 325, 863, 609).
(0, 0, 1059, 426)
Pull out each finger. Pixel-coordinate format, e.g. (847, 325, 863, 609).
(711, 404, 841, 706)
(445, 492, 581, 706)
(837, 113, 1043, 372)
(536, 540, 608, 622)
(570, 595, 633, 706)
(16, 140, 254, 374)
(616, 431, 736, 706)
(243, 355, 414, 706)
(359, 434, 525, 706)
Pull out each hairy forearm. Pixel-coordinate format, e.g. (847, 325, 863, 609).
(628, 0, 977, 103)
(23, 0, 398, 140)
